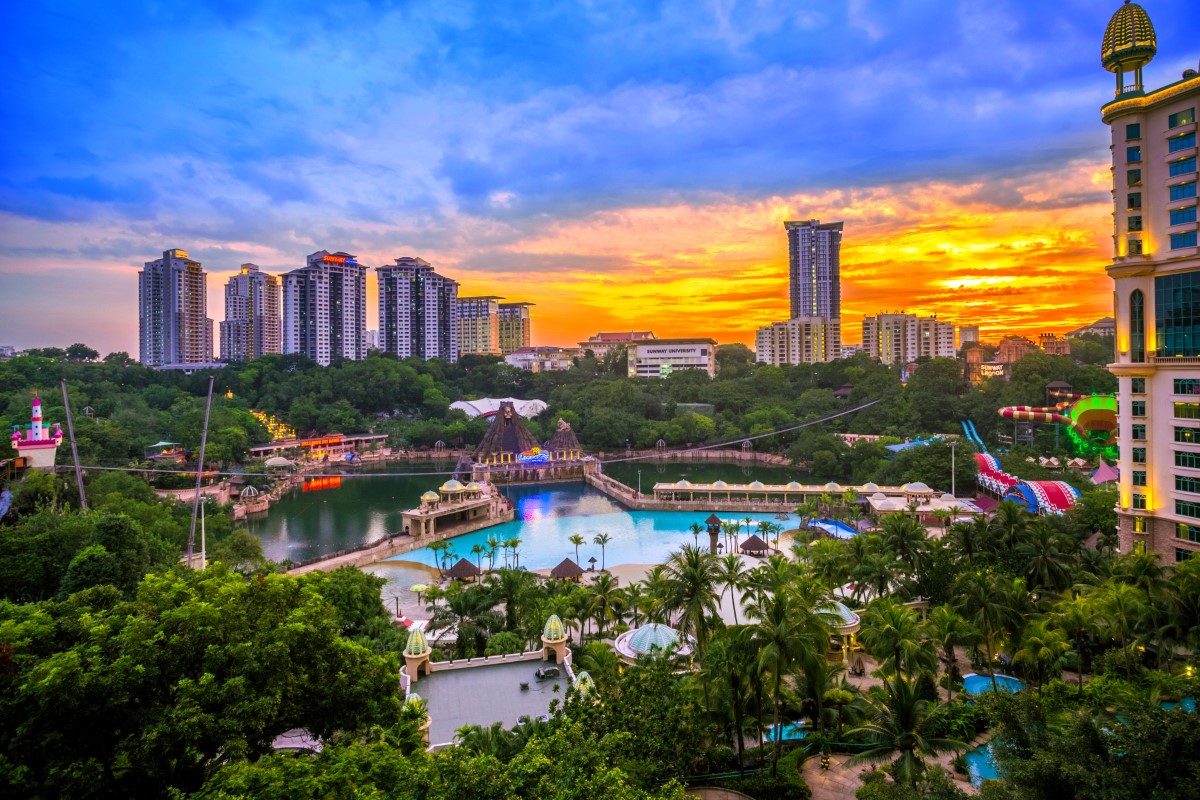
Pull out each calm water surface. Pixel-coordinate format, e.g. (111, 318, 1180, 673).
(246, 462, 458, 563)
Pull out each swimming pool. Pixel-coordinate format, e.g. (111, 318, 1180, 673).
(809, 518, 860, 539)
(1161, 697, 1197, 713)
(764, 722, 808, 742)
(965, 742, 999, 786)
(389, 485, 784, 572)
(962, 673, 1024, 695)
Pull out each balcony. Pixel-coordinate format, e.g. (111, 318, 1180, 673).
(1151, 355, 1200, 365)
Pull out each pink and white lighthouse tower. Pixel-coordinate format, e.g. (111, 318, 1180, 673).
(10, 392, 62, 470)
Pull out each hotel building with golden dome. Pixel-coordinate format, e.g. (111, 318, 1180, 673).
(1102, 2, 1200, 559)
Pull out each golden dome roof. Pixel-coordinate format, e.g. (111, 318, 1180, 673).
(1101, 2, 1156, 72)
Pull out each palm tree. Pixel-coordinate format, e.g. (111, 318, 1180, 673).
(486, 536, 501, 570)
(488, 567, 537, 632)
(588, 572, 624, 637)
(795, 498, 819, 533)
(745, 589, 827, 775)
(1102, 582, 1148, 677)
(796, 648, 847, 736)
(703, 626, 759, 769)
(954, 570, 1027, 691)
(946, 517, 988, 566)
(455, 721, 517, 760)
(858, 599, 936, 678)
(1012, 618, 1070, 689)
(989, 499, 1029, 553)
(848, 677, 967, 786)
(624, 580, 646, 628)
(576, 640, 622, 688)
(569, 533, 586, 563)
(925, 605, 978, 701)
(593, 532, 612, 571)
(715, 552, 747, 625)
(851, 551, 898, 603)
(1018, 519, 1074, 593)
(1051, 594, 1098, 692)
(663, 544, 722, 657)
(879, 513, 928, 574)
(504, 537, 523, 570)
(688, 522, 704, 547)
(471, 543, 486, 572)
(841, 489, 861, 528)
(427, 582, 503, 659)
(429, 540, 450, 577)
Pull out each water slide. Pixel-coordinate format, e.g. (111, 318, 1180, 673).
(960, 420, 988, 453)
(997, 393, 1117, 456)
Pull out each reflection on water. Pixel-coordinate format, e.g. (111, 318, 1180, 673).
(248, 460, 810, 565)
(389, 484, 783, 572)
(246, 462, 457, 562)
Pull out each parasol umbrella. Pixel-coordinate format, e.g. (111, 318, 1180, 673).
(409, 583, 429, 604)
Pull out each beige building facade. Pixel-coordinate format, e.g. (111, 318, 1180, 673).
(1099, 3, 1200, 560)
(457, 296, 502, 356)
(755, 317, 840, 365)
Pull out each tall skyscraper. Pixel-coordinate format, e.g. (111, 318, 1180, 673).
(498, 302, 534, 354)
(282, 251, 368, 366)
(457, 296, 503, 355)
(786, 219, 843, 320)
(862, 313, 955, 365)
(1100, 3, 1200, 560)
(755, 317, 840, 366)
(377, 257, 460, 362)
(139, 248, 213, 367)
(220, 264, 281, 363)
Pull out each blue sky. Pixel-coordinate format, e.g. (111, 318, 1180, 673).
(1, 0, 1197, 352)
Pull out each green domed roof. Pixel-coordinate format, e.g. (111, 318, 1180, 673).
(573, 670, 597, 697)
(1102, 2, 1156, 71)
(405, 628, 429, 656)
(627, 623, 680, 654)
(543, 614, 566, 641)
(827, 600, 861, 630)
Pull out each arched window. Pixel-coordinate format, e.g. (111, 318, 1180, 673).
(1130, 289, 1145, 362)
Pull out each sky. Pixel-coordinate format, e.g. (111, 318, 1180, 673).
(1, 0, 1198, 354)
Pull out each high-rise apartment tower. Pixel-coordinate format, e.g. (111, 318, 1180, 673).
(220, 264, 281, 362)
(377, 257, 460, 362)
(457, 296, 503, 356)
(282, 251, 368, 366)
(139, 248, 213, 367)
(1100, 3, 1200, 560)
(498, 302, 534, 354)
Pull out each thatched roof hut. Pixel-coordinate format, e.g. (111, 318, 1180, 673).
(550, 558, 584, 581)
(739, 534, 771, 555)
(445, 558, 482, 581)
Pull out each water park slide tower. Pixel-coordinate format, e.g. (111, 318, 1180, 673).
(997, 391, 1117, 458)
(9, 392, 62, 470)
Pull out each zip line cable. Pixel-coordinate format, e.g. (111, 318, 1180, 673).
(75, 398, 882, 480)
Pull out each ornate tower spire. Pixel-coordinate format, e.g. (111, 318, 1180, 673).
(1101, 1, 1157, 97)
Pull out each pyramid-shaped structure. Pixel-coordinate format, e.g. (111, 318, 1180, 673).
(474, 401, 540, 462)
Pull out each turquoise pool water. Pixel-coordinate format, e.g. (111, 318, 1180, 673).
(965, 743, 999, 786)
(765, 723, 808, 742)
(388, 484, 783, 572)
(962, 674, 1024, 695)
(811, 518, 859, 539)
(1162, 697, 1197, 712)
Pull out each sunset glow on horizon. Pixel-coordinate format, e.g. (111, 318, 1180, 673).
(2, 2, 1195, 354)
